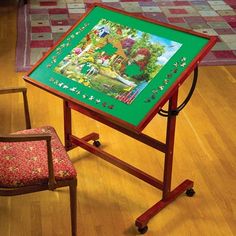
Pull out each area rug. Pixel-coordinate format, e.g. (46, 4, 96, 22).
(16, 0, 236, 71)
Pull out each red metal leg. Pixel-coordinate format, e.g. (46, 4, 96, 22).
(64, 100, 73, 151)
(64, 101, 100, 150)
(135, 90, 194, 230)
(135, 179, 194, 230)
(162, 90, 178, 199)
(64, 90, 194, 233)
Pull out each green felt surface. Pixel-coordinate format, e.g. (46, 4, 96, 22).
(28, 5, 210, 128)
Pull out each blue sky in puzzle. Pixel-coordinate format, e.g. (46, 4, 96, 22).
(135, 31, 182, 65)
(155, 37, 182, 65)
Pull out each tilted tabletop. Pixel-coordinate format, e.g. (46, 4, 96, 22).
(24, 4, 216, 133)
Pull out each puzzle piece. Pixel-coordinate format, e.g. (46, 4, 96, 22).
(125, 63, 143, 77)
(96, 43, 118, 56)
(81, 62, 91, 74)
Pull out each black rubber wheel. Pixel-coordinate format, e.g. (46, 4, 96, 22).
(138, 225, 148, 234)
(186, 188, 195, 197)
(93, 140, 101, 147)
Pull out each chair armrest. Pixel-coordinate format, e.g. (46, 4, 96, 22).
(0, 133, 56, 190)
(0, 133, 51, 142)
(0, 87, 31, 129)
(0, 87, 27, 95)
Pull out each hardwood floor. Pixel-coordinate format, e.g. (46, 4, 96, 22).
(0, 1, 236, 235)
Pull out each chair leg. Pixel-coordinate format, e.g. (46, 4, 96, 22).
(69, 179, 77, 236)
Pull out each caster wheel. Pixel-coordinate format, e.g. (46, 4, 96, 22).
(186, 188, 195, 197)
(138, 225, 148, 234)
(93, 140, 101, 147)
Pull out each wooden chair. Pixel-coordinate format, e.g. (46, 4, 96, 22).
(0, 87, 77, 236)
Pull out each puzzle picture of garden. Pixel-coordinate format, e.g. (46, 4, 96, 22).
(54, 19, 182, 104)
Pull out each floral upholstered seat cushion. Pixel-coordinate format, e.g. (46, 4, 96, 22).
(0, 126, 77, 188)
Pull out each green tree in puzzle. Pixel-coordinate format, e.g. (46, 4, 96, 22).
(125, 63, 143, 77)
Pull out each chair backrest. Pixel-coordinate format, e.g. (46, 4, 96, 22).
(0, 87, 31, 130)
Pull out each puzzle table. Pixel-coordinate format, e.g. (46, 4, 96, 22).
(24, 4, 216, 234)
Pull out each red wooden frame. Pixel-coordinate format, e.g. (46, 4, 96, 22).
(23, 4, 217, 233)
